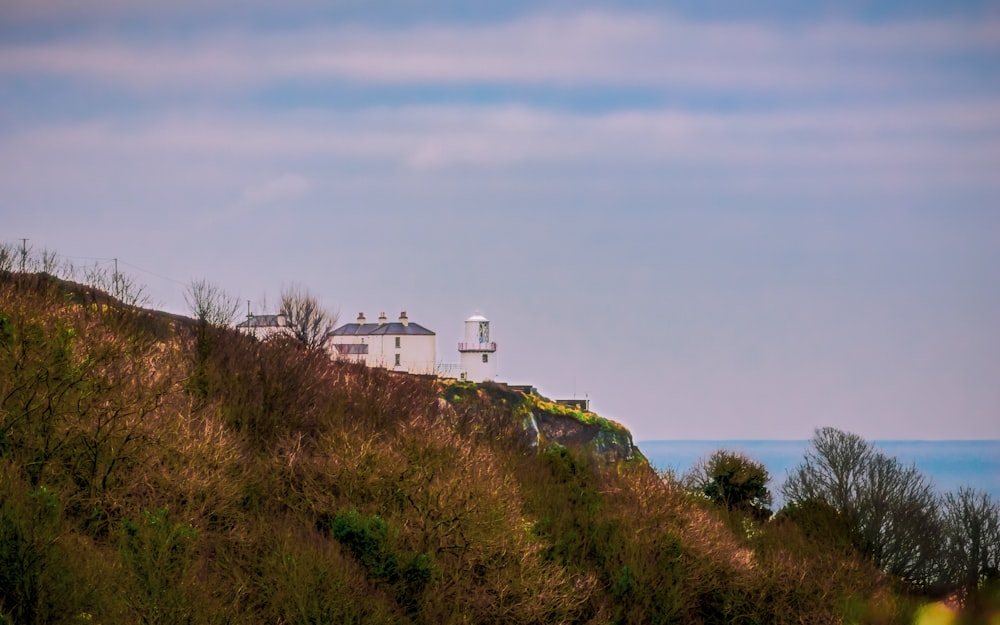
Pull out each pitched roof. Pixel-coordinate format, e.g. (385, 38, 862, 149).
(329, 321, 434, 336)
(235, 314, 287, 329)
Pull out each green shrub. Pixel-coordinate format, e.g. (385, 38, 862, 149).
(0, 480, 85, 625)
(118, 509, 199, 625)
(328, 509, 399, 582)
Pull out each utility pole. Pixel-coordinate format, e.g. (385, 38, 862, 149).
(113, 258, 119, 299)
(19, 238, 28, 273)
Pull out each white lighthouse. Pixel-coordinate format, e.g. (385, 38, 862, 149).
(458, 314, 497, 382)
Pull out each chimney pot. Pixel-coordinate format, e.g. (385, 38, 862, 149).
(378, 312, 387, 325)
(357, 312, 366, 324)
(399, 311, 409, 326)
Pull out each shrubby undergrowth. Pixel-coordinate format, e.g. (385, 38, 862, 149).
(2, 270, 992, 624)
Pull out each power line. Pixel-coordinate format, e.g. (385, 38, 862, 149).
(49, 251, 185, 288)
(117, 259, 188, 287)
(59, 254, 117, 262)
(5, 240, 274, 315)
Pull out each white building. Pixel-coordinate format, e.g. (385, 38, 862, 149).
(235, 313, 293, 341)
(326, 311, 437, 375)
(458, 314, 497, 382)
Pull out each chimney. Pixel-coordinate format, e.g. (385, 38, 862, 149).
(357, 312, 366, 324)
(378, 311, 387, 325)
(399, 311, 409, 327)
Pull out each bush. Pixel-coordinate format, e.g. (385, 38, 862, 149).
(0, 479, 94, 625)
(684, 449, 773, 520)
(328, 509, 400, 582)
(771, 499, 863, 555)
(117, 509, 199, 625)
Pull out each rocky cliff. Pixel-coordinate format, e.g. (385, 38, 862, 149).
(439, 380, 642, 465)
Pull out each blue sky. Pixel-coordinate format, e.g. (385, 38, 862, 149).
(2, 0, 998, 440)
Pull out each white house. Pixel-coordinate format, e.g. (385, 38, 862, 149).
(326, 311, 437, 375)
(458, 314, 497, 382)
(235, 313, 293, 341)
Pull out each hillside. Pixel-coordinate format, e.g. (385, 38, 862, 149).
(1, 272, 919, 624)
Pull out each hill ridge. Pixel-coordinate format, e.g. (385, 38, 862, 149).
(0, 270, 928, 624)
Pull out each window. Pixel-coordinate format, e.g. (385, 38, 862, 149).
(334, 344, 368, 355)
(394, 353, 401, 366)
(395, 337, 401, 348)
(482, 354, 489, 363)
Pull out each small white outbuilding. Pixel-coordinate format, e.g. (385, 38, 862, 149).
(235, 313, 293, 341)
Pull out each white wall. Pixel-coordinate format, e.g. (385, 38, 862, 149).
(328, 332, 437, 375)
(238, 324, 293, 342)
(397, 334, 437, 375)
(458, 316, 497, 381)
(460, 349, 497, 382)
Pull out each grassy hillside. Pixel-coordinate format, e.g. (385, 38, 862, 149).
(0, 272, 922, 624)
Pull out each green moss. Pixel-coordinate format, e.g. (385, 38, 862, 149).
(527, 394, 628, 434)
(440, 380, 631, 438)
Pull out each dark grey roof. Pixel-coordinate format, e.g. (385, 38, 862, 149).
(236, 314, 286, 329)
(330, 322, 434, 336)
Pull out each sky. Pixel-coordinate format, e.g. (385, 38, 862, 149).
(2, 0, 999, 441)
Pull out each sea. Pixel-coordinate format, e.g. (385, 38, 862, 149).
(638, 440, 1000, 506)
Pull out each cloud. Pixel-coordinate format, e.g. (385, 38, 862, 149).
(4, 101, 997, 182)
(1, 101, 996, 242)
(2, 11, 997, 95)
(0, 0, 329, 21)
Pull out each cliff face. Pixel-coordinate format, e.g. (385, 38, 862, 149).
(439, 381, 642, 465)
(529, 409, 638, 462)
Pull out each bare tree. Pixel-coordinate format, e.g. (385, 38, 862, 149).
(939, 487, 1000, 594)
(0, 241, 15, 272)
(81, 261, 150, 308)
(0, 243, 72, 278)
(35, 248, 62, 275)
(278, 284, 337, 349)
(783, 427, 941, 585)
(854, 452, 941, 584)
(185, 279, 241, 327)
(782, 427, 872, 513)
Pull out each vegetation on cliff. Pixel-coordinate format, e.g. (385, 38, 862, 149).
(0, 269, 988, 624)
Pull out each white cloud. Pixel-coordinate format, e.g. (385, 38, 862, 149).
(0, 0, 328, 21)
(2, 12, 996, 94)
(5, 101, 997, 178)
(2, 100, 997, 237)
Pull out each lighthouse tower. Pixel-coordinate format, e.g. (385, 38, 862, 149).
(458, 314, 497, 382)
